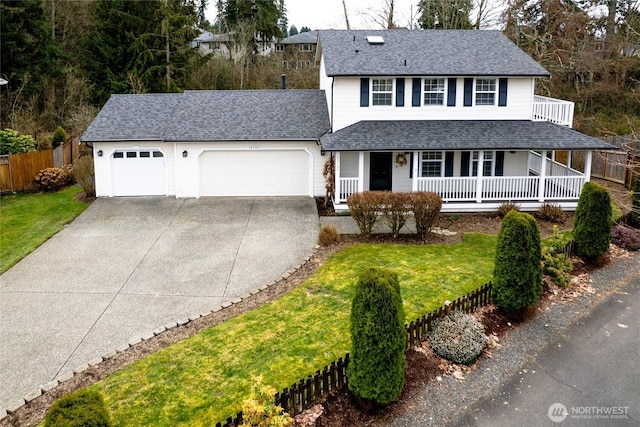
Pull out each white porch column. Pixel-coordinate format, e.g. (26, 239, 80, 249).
(358, 151, 365, 192)
(412, 151, 419, 192)
(538, 150, 547, 202)
(334, 151, 341, 202)
(584, 151, 592, 182)
(476, 150, 484, 203)
(567, 150, 572, 170)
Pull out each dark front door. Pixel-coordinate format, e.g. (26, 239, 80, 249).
(370, 152, 392, 191)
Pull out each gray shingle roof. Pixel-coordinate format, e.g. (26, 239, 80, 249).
(81, 93, 182, 142)
(280, 31, 318, 45)
(81, 90, 330, 143)
(318, 30, 550, 77)
(320, 120, 615, 151)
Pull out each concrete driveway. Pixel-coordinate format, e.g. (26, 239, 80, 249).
(0, 197, 319, 411)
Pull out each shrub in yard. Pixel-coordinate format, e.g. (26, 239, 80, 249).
(347, 191, 385, 235)
(611, 224, 640, 251)
(318, 223, 339, 245)
(573, 182, 612, 261)
(348, 267, 405, 405)
(632, 174, 640, 227)
(493, 210, 542, 312)
(536, 203, 565, 224)
(428, 311, 487, 365)
(240, 374, 293, 427)
(0, 128, 36, 155)
(73, 155, 95, 197)
(51, 126, 67, 148)
(541, 226, 573, 287)
(34, 166, 74, 192)
(409, 191, 442, 240)
(383, 192, 411, 238)
(497, 202, 520, 217)
(44, 389, 111, 427)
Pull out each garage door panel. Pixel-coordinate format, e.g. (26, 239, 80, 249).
(111, 150, 166, 196)
(199, 150, 310, 197)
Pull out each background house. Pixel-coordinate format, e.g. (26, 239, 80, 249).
(275, 31, 318, 69)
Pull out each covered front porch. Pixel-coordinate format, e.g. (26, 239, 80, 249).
(333, 150, 592, 213)
(320, 120, 615, 213)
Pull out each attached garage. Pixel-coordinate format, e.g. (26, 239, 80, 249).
(199, 149, 312, 196)
(110, 149, 167, 196)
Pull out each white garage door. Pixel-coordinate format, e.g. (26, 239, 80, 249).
(199, 150, 311, 196)
(111, 149, 166, 196)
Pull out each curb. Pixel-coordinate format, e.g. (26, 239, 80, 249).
(0, 246, 320, 422)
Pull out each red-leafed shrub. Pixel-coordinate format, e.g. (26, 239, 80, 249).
(611, 224, 640, 251)
(34, 165, 74, 192)
(409, 191, 442, 240)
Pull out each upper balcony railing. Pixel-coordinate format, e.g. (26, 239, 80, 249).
(532, 95, 575, 127)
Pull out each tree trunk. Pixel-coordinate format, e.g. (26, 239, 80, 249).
(605, 0, 617, 56)
(342, 0, 350, 29)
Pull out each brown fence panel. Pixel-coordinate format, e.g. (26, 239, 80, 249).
(8, 150, 54, 192)
(0, 155, 11, 192)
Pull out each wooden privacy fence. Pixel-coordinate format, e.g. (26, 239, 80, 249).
(0, 150, 54, 193)
(593, 135, 640, 188)
(215, 282, 494, 427)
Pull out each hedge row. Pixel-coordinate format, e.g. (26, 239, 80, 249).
(346, 191, 442, 239)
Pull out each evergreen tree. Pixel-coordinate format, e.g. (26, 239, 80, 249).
(574, 182, 613, 261)
(288, 24, 298, 36)
(347, 268, 406, 405)
(278, 0, 288, 38)
(492, 210, 543, 313)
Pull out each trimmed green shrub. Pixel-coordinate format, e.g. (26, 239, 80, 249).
(428, 311, 487, 365)
(241, 374, 293, 427)
(73, 156, 95, 197)
(44, 389, 111, 427)
(536, 203, 565, 224)
(497, 202, 520, 217)
(382, 192, 411, 238)
(34, 166, 74, 192)
(631, 174, 640, 227)
(347, 267, 406, 405)
(51, 126, 67, 148)
(347, 191, 386, 235)
(409, 191, 442, 240)
(541, 226, 573, 287)
(573, 182, 612, 261)
(318, 223, 339, 245)
(493, 210, 543, 312)
(0, 128, 36, 155)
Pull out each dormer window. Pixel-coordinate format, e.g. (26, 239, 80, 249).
(475, 79, 496, 106)
(423, 78, 446, 105)
(371, 78, 393, 106)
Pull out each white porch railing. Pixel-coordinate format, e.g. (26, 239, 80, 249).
(528, 151, 582, 177)
(337, 177, 359, 203)
(482, 177, 540, 200)
(532, 95, 575, 127)
(415, 177, 477, 201)
(544, 176, 584, 199)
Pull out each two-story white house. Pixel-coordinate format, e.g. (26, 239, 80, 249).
(317, 29, 613, 212)
(82, 29, 613, 212)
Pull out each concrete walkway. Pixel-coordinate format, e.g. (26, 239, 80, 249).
(0, 197, 319, 412)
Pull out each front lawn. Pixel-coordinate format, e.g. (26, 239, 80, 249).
(92, 234, 497, 426)
(0, 186, 88, 273)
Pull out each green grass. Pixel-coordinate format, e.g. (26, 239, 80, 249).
(0, 186, 88, 273)
(92, 234, 497, 426)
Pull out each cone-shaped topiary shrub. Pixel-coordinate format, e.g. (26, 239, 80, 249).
(347, 268, 406, 405)
(429, 311, 487, 365)
(492, 210, 542, 312)
(573, 182, 612, 261)
(44, 389, 111, 427)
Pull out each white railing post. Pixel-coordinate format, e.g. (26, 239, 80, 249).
(358, 151, 365, 192)
(538, 150, 547, 202)
(584, 151, 592, 183)
(476, 151, 484, 203)
(335, 151, 341, 202)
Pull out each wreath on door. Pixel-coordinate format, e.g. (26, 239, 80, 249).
(395, 153, 408, 167)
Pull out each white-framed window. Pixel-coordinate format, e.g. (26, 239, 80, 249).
(371, 78, 393, 106)
(282, 60, 289, 68)
(423, 78, 446, 105)
(296, 60, 312, 69)
(420, 151, 444, 177)
(475, 78, 496, 106)
(275, 44, 284, 52)
(470, 151, 495, 176)
(299, 43, 314, 52)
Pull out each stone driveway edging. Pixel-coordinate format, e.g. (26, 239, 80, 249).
(0, 246, 320, 422)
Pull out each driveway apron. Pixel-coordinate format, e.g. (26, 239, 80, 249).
(0, 196, 319, 411)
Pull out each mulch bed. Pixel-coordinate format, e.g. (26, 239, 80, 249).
(1, 193, 627, 427)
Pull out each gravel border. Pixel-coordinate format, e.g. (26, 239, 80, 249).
(374, 251, 640, 427)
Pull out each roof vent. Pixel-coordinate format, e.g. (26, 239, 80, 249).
(366, 35, 384, 45)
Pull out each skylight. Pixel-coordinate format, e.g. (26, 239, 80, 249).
(366, 36, 384, 45)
